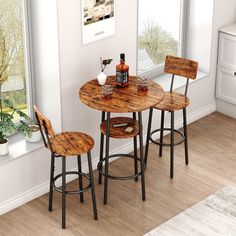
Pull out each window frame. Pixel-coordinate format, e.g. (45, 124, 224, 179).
(22, 0, 34, 120)
(137, 0, 188, 78)
(1, 0, 34, 122)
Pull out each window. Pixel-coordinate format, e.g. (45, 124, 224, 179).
(0, 0, 32, 121)
(138, 0, 186, 76)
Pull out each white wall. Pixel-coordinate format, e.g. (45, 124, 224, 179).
(57, 0, 138, 159)
(30, 0, 62, 133)
(1, 0, 236, 215)
(186, 0, 214, 72)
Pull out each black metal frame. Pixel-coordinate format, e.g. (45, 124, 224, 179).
(34, 111, 98, 229)
(144, 73, 190, 178)
(97, 154, 143, 180)
(99, 111, 146, 204)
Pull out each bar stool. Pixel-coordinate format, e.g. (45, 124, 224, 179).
(144, 55, 198, 178)
(34, 106, 98, 229)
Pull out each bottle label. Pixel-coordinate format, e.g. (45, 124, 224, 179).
(116, 70, 128, 84)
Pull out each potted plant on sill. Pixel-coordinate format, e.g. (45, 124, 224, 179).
(0, 97, 32, 155)
(25, 123, 41, 143)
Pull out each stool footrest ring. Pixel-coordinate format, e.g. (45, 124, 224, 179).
(149, 128, 185, 147)
(97, 154, 143, 180)
(52, 171, 91, 195)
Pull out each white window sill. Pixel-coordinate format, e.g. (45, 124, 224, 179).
(152, 70, 208, 91)
(0, 134, 44, 166)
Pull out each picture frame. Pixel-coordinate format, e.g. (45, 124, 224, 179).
(81, 0, 115, 45)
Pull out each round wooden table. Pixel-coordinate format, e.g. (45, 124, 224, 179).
(80, 76, 164, 113)
(79, 76, 164, 203)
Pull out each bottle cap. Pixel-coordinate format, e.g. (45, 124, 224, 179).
(120, 53, 125, 60)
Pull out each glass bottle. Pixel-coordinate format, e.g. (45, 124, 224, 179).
(116, 53, 129, 87)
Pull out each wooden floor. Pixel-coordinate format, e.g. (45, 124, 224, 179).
(1, 112, 236, 236)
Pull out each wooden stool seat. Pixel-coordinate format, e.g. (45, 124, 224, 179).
(34, 106, 98, 228)
(50, 132, 94, 156)
(100, 117, 139, 139)
(154, 92, 190, 111)
(144, 55, 199, 179)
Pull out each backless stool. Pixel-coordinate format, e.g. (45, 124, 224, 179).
(34, 106, 98, 229)
(144, 55, 198, 178)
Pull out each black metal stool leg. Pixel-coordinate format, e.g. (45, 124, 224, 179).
(104, 112, 110, 204)
(144, 108, 153, 167)
(87, 151, 98, 220)
(49, 153, 55, 212)
(77, 155, 84, 203)
(183, 108, 189, 165)
(99, 111, 105, 184)
(138, 111, 146, 201)
(170, 112, 174, 179)
(159, 110, 165, 157)
(133, 112, 138, 181)
(62, 157, 66, 229)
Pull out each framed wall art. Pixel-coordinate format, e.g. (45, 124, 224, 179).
(82, 0, 115, 45)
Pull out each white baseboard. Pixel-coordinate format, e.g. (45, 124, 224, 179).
(0, 102, 216, 216)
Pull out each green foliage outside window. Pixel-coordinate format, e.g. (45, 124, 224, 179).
(139, 20, 178, 66)
(0, 0, 28, 119)
(0, 0, 32, 142)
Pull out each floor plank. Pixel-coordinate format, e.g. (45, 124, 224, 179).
(0, 112, 236, 236)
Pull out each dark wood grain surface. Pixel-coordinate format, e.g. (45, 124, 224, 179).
(79, 76, 164, 113)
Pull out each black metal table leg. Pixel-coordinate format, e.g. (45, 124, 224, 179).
(138, 111, 146, 201)
(87, 151, 98, 220)
(62, 157, 66, 229)
(104, 112, 110, 204)
(159, 110, 165, 157)
(49, 153, 55, 212)
(144, 108, 153, 167)
(99, 111, 106, 184)
(183, 108, 189, 165)
(77, 155, 84, 203)
(170, 112, 174, 179)
(133, 112, 138, 181)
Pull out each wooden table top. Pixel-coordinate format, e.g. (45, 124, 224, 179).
(79, 76, 164, 113)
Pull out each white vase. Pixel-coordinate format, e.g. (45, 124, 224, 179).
(26, 125, 41, 143)
(97, 72, 107, 85)
(0, 138, 9, 155)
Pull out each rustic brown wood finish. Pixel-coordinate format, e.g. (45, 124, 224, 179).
(50, 132, 94, 156)
(34, 105, 55, 138)
(154, 55, 198, 112)
(79, 76, 164, 113)
(164, 55, 198, 80)
(34, 106, 94, 156)
(155, 92, 190, 111)
(100, 117, 139, 139)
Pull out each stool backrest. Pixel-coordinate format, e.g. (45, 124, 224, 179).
(164, 55, 198, 96)
(34, 105, 55, 149)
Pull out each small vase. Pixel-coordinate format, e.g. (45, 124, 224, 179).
(26, 125, 41, 143)
(0, 138, 9, 156)
(97, 71, 107, 85)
